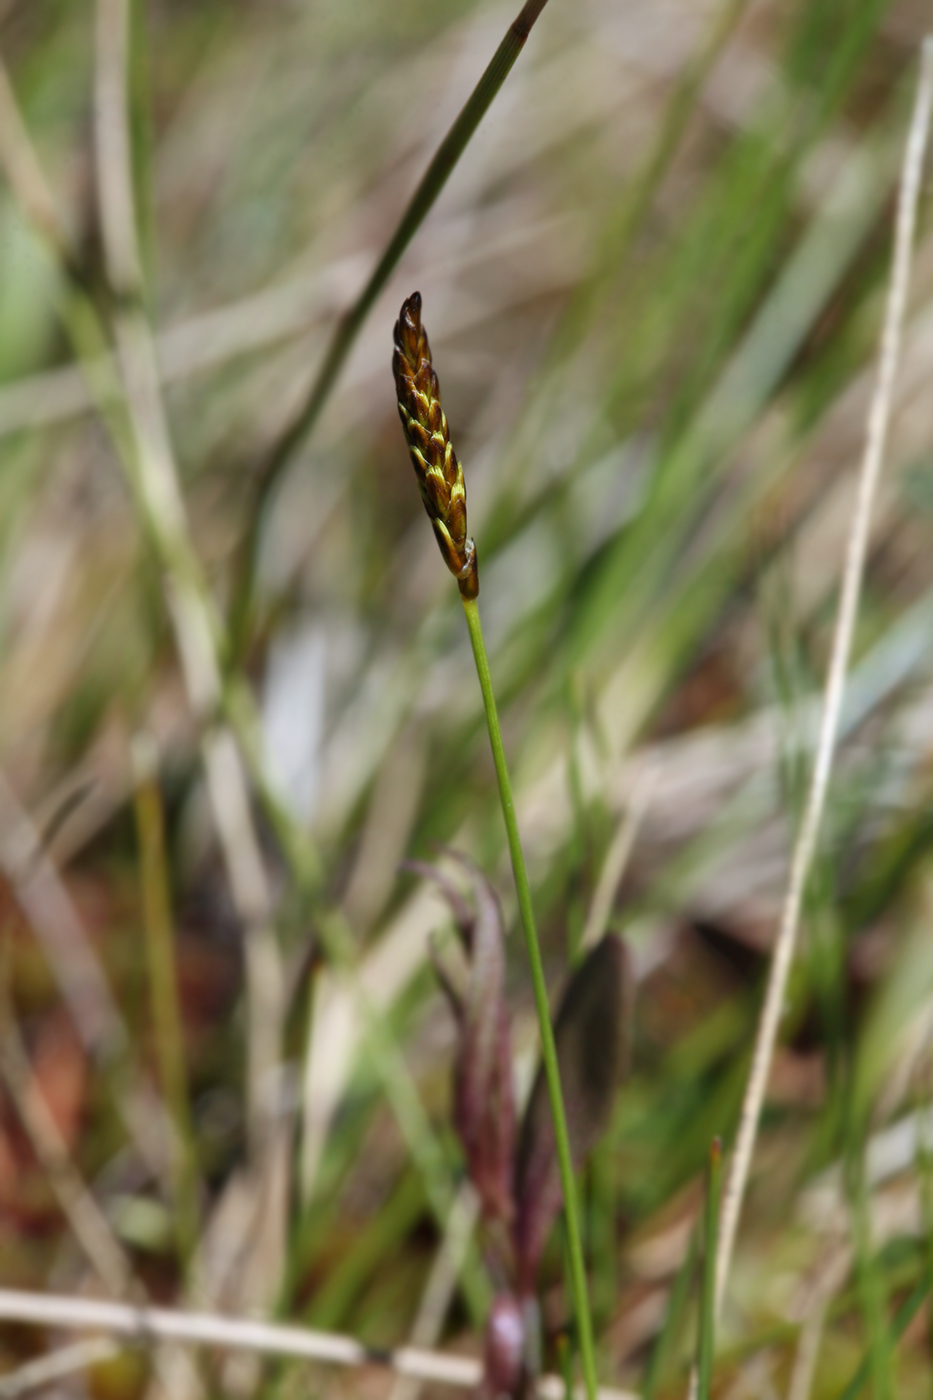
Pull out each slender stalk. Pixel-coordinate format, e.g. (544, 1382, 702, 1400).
(461, 594, 597, 1400)
(697, 1139, 722, 1400)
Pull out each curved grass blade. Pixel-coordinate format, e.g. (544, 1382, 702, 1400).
(229, 0, 553, 651)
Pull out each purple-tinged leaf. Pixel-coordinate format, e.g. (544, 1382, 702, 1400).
(402, 858, 474, 941)
(415, 855, 516, 1228)
(481, 1293, 526, 1400)
(454, 867, 515, 1227)
(513, 934, 629, 1293)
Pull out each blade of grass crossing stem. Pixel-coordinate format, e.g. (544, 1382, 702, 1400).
(697, 1140, 722, 1400)
(460, 593, 597, 1400)
(230, 0, 552, 653)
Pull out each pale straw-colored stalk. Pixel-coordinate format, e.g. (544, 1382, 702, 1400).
(0, 1290, 638, 1400)
(713, 35, 933, 1325)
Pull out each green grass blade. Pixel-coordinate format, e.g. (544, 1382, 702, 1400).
(837, 1271, 930, 1400)
(851, 1159, 892, 1400)
(229, 0, 553, 652)
(697, 1137, 722, 1400)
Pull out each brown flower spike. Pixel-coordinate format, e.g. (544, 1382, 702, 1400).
(393, 292, 479, 599)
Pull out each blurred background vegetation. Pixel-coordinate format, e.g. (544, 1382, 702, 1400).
(1, 0, 933, 1396)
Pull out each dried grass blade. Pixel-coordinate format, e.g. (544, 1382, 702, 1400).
(713, 34, 933, 1318)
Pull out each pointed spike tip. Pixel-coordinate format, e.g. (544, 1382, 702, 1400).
(394, 291, 424, 367)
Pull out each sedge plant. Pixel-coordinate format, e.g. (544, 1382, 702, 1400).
(393, 291, 610, 1400)
(409, 855, 628, 1400)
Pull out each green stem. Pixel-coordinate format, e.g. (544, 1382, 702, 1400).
(697, 1138, 722, 1400)
(461, 594, 597, 1400)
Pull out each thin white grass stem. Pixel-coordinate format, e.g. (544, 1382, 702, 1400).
(714, 37, 933, 1318)
(0, 1291, 638, 1400)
